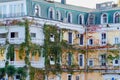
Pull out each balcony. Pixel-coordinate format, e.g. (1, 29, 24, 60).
(0, 38, 6, 44)
(1, 13, 25, 18)
(9, 60, 45, 68)
(88, 65, 120, 70)
(0, 61, 5, 68)
(9, 61, 25, 67)
(9, 38, 24, 44)
(31, 61, 44, 68)
(31, 38, 44, 45)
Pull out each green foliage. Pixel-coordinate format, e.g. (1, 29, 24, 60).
(43, 24, 62, 74)
(29, 67, 44, 80)
(17, 67, 27, 80)
(6, 44, 14, 60)
(6, 65, 16, 77)
(0, 68, 6, 79)
(107, 54, 119, 60)
(0, 46, 4, 56)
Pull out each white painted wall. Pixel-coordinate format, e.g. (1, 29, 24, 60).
(8, 26, 25, 44)
(0, 0, 27, 17)
(30, 26, 44, 45)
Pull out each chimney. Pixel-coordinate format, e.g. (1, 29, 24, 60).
(61, 0, 66, 4)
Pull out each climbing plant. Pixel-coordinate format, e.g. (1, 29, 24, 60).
(6, 44, 14, 60)
(43, 24, 62, 74)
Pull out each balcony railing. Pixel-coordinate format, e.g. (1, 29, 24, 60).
(9, 61, 25, 67)
(9, 60, 44, 68)
(0, 38, 6, 44)
(1, 13, 25, 18)
(31, 38, 44, 45)
(31, 61, 44, 68)
(9, 38, 24, 44)
(0, 61, 5, 68)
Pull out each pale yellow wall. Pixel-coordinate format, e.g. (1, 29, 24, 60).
(107, 30, 120, 45)
(15, 50, 25, 61)
(62, 29, 120, 46)
(48, 72, 103, 80)
(15, 50, 40, 61)
(0, 49, 5, 60)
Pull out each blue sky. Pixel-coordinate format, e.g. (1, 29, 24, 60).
(55, 0, 118, 8)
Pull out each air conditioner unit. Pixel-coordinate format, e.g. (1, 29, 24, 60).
(76, 34, 81, 38)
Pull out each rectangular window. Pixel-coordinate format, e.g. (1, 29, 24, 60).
(88, 39, 93, 46)
(68, 32, 72, 44)
(68, 75, 72, 80)
(88, 59, 94, 67)
(113, 59, 119, 66)
(101, 33, 106, 45)
(79, 54, 84, 67)
(10, 32, 18, 38)
(3, 5, 7, 18)
(100, 54, 106, 66)
(76, 76, 79, 80)
(80, 34, 83, 45)
(114, 37, 119, 44)
(16, 75, 20, 80)
(68, 53, 72, 66)
(0, 33, 6, 38)
(31, 33, 36, 38)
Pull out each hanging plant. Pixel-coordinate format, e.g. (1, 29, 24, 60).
(6, 44, 14, 60)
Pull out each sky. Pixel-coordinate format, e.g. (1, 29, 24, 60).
(55, 0, 118, 8)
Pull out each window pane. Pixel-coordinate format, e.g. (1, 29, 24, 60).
(79, 55, 83, 66)
(68, 75, 72, 80)
(80, 34, 83, 45)
(68, 53, 72, 66)
(68, 32, 72, 44)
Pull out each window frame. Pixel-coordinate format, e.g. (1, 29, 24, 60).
(88, 38, 94, 46)
(67, 53, 72, 66)
(88, 14, 95, 25)
(10, 32, 18, 38)
(67, 74, 72, 80)
(34, 4, 41, 17)
(114, 12, 120, 23)
(49, 7, 55, 19)
(113, 59, 119, 66)
(78, 14, 84, 25)
(101, 33, 107, 46)
(67, 12, 72, 23)
(56, 10, 61, 20)
(88, 59, 94, 67)
(101, 13, 108, 24)
(78, 54, 84, 67)
(68, 32, 73, 44)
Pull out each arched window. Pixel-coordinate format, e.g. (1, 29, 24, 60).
(56, 10, 61, 20)
(78, 14, 84, 25)
(49, 7, 54, 19)
(34, 4, 41, 17)
(114, 12, 120, 23)
(67, 12, 72, 23)
(88, 14, 95, 25)
(101, 13, 108, 24)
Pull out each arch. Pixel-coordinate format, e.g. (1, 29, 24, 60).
(56, 10, 61, 20)
(88, 14, 95, 25)
(78, 14, 84, 25)
(101, 13, 108, 24)
(114, 12, 120, 23)
(67, 12, 72, 23)
(34, 4, 41, 17)
(49, 7, 55, 19)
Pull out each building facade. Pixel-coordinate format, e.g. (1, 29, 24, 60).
(0, 0, 120, 80)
